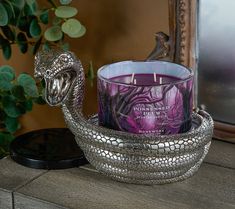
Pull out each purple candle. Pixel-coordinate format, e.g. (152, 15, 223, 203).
(97, 61, 193, 135)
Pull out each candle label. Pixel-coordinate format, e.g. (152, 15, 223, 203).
(98, 74, 193, 135)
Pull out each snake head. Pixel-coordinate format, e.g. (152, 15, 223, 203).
(34, 50, 84, 106)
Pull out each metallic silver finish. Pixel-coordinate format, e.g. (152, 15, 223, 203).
(198, 0, 235, 124)
(35, 50, 214, 184)
(146, 32, 170, 61)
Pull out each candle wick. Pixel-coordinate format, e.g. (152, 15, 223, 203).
(131, 73, 135, 84)
(154, 73, 157, 82)
(159, 77, 163, 85)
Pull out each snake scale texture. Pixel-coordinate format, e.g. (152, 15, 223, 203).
(34, 50, 214, 184)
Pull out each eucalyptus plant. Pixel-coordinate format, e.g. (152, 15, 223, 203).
(0, 0, 89, 158)
(0, 65, 45, 157)
(0, 0, 86, 57)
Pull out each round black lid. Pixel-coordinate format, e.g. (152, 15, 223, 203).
(10, 128, 88, 169)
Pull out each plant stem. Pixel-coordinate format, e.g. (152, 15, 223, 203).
(47, 0, 57, 8)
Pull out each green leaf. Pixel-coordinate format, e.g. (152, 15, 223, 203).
(29, 18, 41, 38)
(33, 36, 42, 55)
(24, 99, 33, 111)
(4, 116, 19, 133)
(10, 4, 21, 25)
(40, 9, 49, 24)
(0, 65, 15, 80)
(17, 99, 33, 112)
(24, 16, 35, 38)
(17, 73, 39, 97)
(1, 39, 12, 60)
(11, 0, 25, 9)
(55, 6, 78, 18)
(0, 72, 12, 81)
(2, 96, 22, 117)
(67, 25, 86, 38)
(0, 34, 11, 60)
(44, 26, 63, 42)
(25, 0, 37, 15)
(25, 0, 35, 6)
(16, 32, 28, 54)
(52, 17, 62, 25)
(2, 45, 11, 60)
(24, 3, 33, 16)
(0, 72, 13, 91)
(60, 0, 72, 5)
(11, 85, 26, 101)
(1, 26, 15, 41)
(3, 2, 15, 21)
(0, 4, 8, 26)
(61, 18, 81, 36)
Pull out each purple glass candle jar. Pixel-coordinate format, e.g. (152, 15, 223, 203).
(97, 61, 193, 135)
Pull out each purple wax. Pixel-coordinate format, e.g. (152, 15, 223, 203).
(97, 61, 193, 135)
(110, 74, 181, 85)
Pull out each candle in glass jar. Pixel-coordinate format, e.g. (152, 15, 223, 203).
(97, 61, 193, 135)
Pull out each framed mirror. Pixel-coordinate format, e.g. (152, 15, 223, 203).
(155, 0, 235, 142)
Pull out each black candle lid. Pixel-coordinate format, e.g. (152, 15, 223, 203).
(10, 128, 88, 169)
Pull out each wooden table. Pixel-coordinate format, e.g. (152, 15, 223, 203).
(0, 139, 234, 209)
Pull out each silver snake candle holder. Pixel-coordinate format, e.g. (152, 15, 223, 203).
(34, 50, 214, 184)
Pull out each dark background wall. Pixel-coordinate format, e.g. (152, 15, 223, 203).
(0, 0, 169, 134)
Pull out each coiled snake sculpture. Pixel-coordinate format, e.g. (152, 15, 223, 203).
(34, 50, 213, 184)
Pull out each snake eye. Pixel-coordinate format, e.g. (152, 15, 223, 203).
(62, 57, 68, 62)
(46, 70, 50, 75)
(59, 54, 70, 63)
